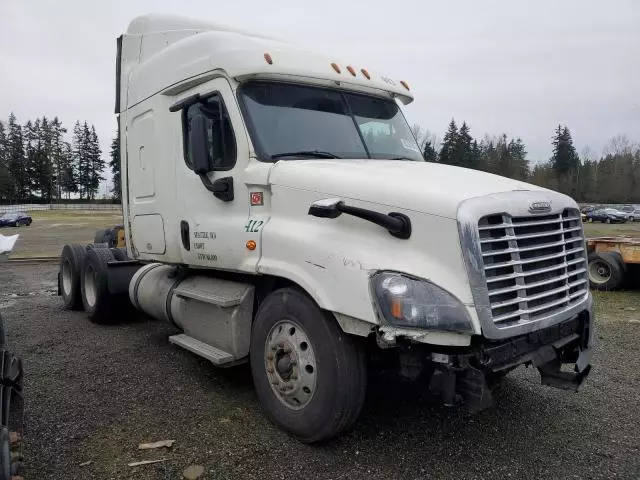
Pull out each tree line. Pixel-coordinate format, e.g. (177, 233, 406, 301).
(0, 113, 106, 202)
(2, 111, 638, 204)
(412, 120, 640, 204)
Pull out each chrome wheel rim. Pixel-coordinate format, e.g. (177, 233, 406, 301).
(264, 320, 317, 410)
(61, 260, 73, 296)
(589, 260, 611, 285)
(84, 265, 97, 307)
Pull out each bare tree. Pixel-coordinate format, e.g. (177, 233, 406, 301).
(410, 123, 440, 154)
(604, 135, 635, 156)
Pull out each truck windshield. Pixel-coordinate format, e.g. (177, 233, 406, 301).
(239, 82, 423, 161)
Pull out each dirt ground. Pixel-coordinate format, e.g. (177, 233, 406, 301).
(1, 262, 639, 479)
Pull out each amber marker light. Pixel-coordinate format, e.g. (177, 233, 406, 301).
(346, 65, 356, 76)
(246, 240, 257, 251)
(331, 62, 341, 74)
(361, 68, 370, 79)
(264, 53, 273, 65)
(400, 80, 410, 91)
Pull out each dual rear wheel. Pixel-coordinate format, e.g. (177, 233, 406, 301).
(59, 245, 129, 322)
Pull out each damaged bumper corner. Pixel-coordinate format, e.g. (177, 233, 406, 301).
(426, 302, 595, 411)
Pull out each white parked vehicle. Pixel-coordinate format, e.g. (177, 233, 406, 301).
(58, 14, 594, 442)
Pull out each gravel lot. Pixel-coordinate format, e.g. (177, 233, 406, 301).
(1, 262, 639, 479)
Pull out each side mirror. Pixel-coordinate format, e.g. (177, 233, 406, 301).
(189, 110, 211, 175)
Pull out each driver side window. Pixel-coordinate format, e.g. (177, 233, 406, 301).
(183, 93, 237, 171)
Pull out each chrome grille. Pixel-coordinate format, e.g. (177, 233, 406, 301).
(478, 208, 588, 326)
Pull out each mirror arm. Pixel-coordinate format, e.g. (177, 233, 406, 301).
(198, 174, 234, 202)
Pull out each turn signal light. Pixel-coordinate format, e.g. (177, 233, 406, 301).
(264, 53, 273, 65)
(331, 62, 341, 74)
(246, 240, 257, 251)
(346, 65, 356, 76)
(361, 68, 370, 80)
(391, 300, 402, 319)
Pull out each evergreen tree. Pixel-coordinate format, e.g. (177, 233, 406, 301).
(422, 140, 438, 162)
(0, 122, 11, 200)
(507, 138, 529, 180)
(438, 119, 458, 165)
(73, 121, 89, 199)
(50, 117, 68, 200)
(454, 121, 474, 168)
(470, 140, 482, 171)
(551, 125, 580, 175)
(23, 119, 40, 199)
(88, 125, 104, 199)
(32, 116, 55, 200)
(60, 141, 77, 199)
(7, 113, 27, 199)
(109, 122, 121, 200)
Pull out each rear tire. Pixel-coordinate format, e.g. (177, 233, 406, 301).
(59, 244, 88, 310)
(250, 288, 367, 443)
(81, 247, 117, 323)
(588, 252, 625, 290)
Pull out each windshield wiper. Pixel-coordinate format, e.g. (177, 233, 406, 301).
(271, 150, 341, 159)
(390, 156, 419, 161)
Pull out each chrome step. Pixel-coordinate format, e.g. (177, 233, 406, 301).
(169, 334, 234, 365)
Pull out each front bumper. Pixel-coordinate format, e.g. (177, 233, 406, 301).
(427, 301, 594, 410)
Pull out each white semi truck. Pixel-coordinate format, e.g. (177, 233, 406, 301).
(58, 14, 594, 443)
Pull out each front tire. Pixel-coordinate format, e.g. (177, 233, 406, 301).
(250, 288, 366, 443)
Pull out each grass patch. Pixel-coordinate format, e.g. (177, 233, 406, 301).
(584, 221, 640, 238)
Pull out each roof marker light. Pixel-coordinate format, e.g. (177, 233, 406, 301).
(331, 62, 341, 74)
(346, 66, 356, 76)
(264, 53, 273, 65)
(361, 68, 370, 80)
(400, 80, 410, 91)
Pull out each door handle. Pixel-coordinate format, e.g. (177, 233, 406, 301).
(180, 220, 190, 251)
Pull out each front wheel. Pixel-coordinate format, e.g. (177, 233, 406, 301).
(250, 288, 366, 443)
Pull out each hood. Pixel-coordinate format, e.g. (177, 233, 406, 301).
(269, 160, 550, 219)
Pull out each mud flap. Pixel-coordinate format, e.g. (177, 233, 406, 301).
(457, 365, 493, 411)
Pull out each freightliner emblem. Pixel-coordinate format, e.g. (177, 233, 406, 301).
(529, 200, 551, 214)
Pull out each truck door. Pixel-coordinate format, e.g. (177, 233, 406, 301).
(174, 77, 256, 272)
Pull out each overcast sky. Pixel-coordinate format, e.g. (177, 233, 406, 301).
(1, 0, 639, 187)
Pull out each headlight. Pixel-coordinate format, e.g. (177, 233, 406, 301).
(371, 272, 473, 333)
